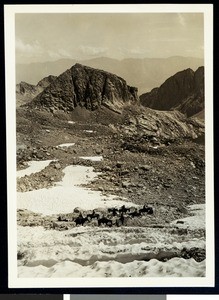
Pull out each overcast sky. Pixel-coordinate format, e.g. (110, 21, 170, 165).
(15, 13, 204, 64)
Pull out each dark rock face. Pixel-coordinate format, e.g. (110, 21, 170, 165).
(29, 64, 139, 112)
(140, 67, 204, 117)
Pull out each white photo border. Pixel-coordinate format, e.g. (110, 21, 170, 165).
(4, 3, 214, 288)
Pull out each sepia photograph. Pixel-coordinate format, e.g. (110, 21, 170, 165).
(5, 4, 214, 288)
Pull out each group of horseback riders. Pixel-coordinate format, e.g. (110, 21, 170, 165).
(58, 204, 154, 227)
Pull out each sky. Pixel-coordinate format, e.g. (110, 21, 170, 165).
(15, 13, 204, 64)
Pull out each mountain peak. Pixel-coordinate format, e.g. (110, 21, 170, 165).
(28, 64, 139, 113)
(140, 66, 204, 117)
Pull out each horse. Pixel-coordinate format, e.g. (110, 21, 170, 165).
(98, 216, 113, 227)
(108, 207, 118, 216)
(87, 210, 99, 220)
(128, 208, 141, 218)
(74, 214, 88, 226)
(139, 205, 153, 215)
(118, 205, 130, 214)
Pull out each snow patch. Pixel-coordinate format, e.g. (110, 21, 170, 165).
(83, 130, 94, 133)
(79, 156, 103, 162)
(17, 165, 134, 215)
(57, 143, 75, 148)
(171, 204, 205, 230)
(17, 160, 54, 179)
(67, 121, 76, 124)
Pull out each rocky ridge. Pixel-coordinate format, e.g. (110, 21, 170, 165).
(140, 67, 204, 117)
(16, 75, 57, 107)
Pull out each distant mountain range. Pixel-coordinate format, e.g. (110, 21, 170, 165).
(17, 62, 204, 118)
(16, 56, 204, 95)
(140, 66, 204, 117)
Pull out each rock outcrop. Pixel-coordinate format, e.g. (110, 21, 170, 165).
(140, 67, 204, 117)
(16, 75, 57, 107)
(36, 75, 57, 89)
(28, 64, 139, 112)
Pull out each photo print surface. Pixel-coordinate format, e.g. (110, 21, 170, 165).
(5, 4, 214, 288)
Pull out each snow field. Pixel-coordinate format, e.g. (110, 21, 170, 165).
(18, 258, 205, 278)
(17, 164, 136, 215)
(17, 160, 206, 278)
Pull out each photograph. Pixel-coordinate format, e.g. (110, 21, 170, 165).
(5, 4, 214, 288)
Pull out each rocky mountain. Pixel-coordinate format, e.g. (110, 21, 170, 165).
(36, 75, 57, 89)
(28, 64, 139, 113)
(139, 67, 204, 117)
(16, 56, 204, 95)
(16, 75, 57, 107)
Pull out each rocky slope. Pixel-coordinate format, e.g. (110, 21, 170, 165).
(16, 64, 205, 204)
(16, 104, 205, 211)
(140, 67, 204, 117)
(16, 75, 57, 107)
(27, 64, 139, 113)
